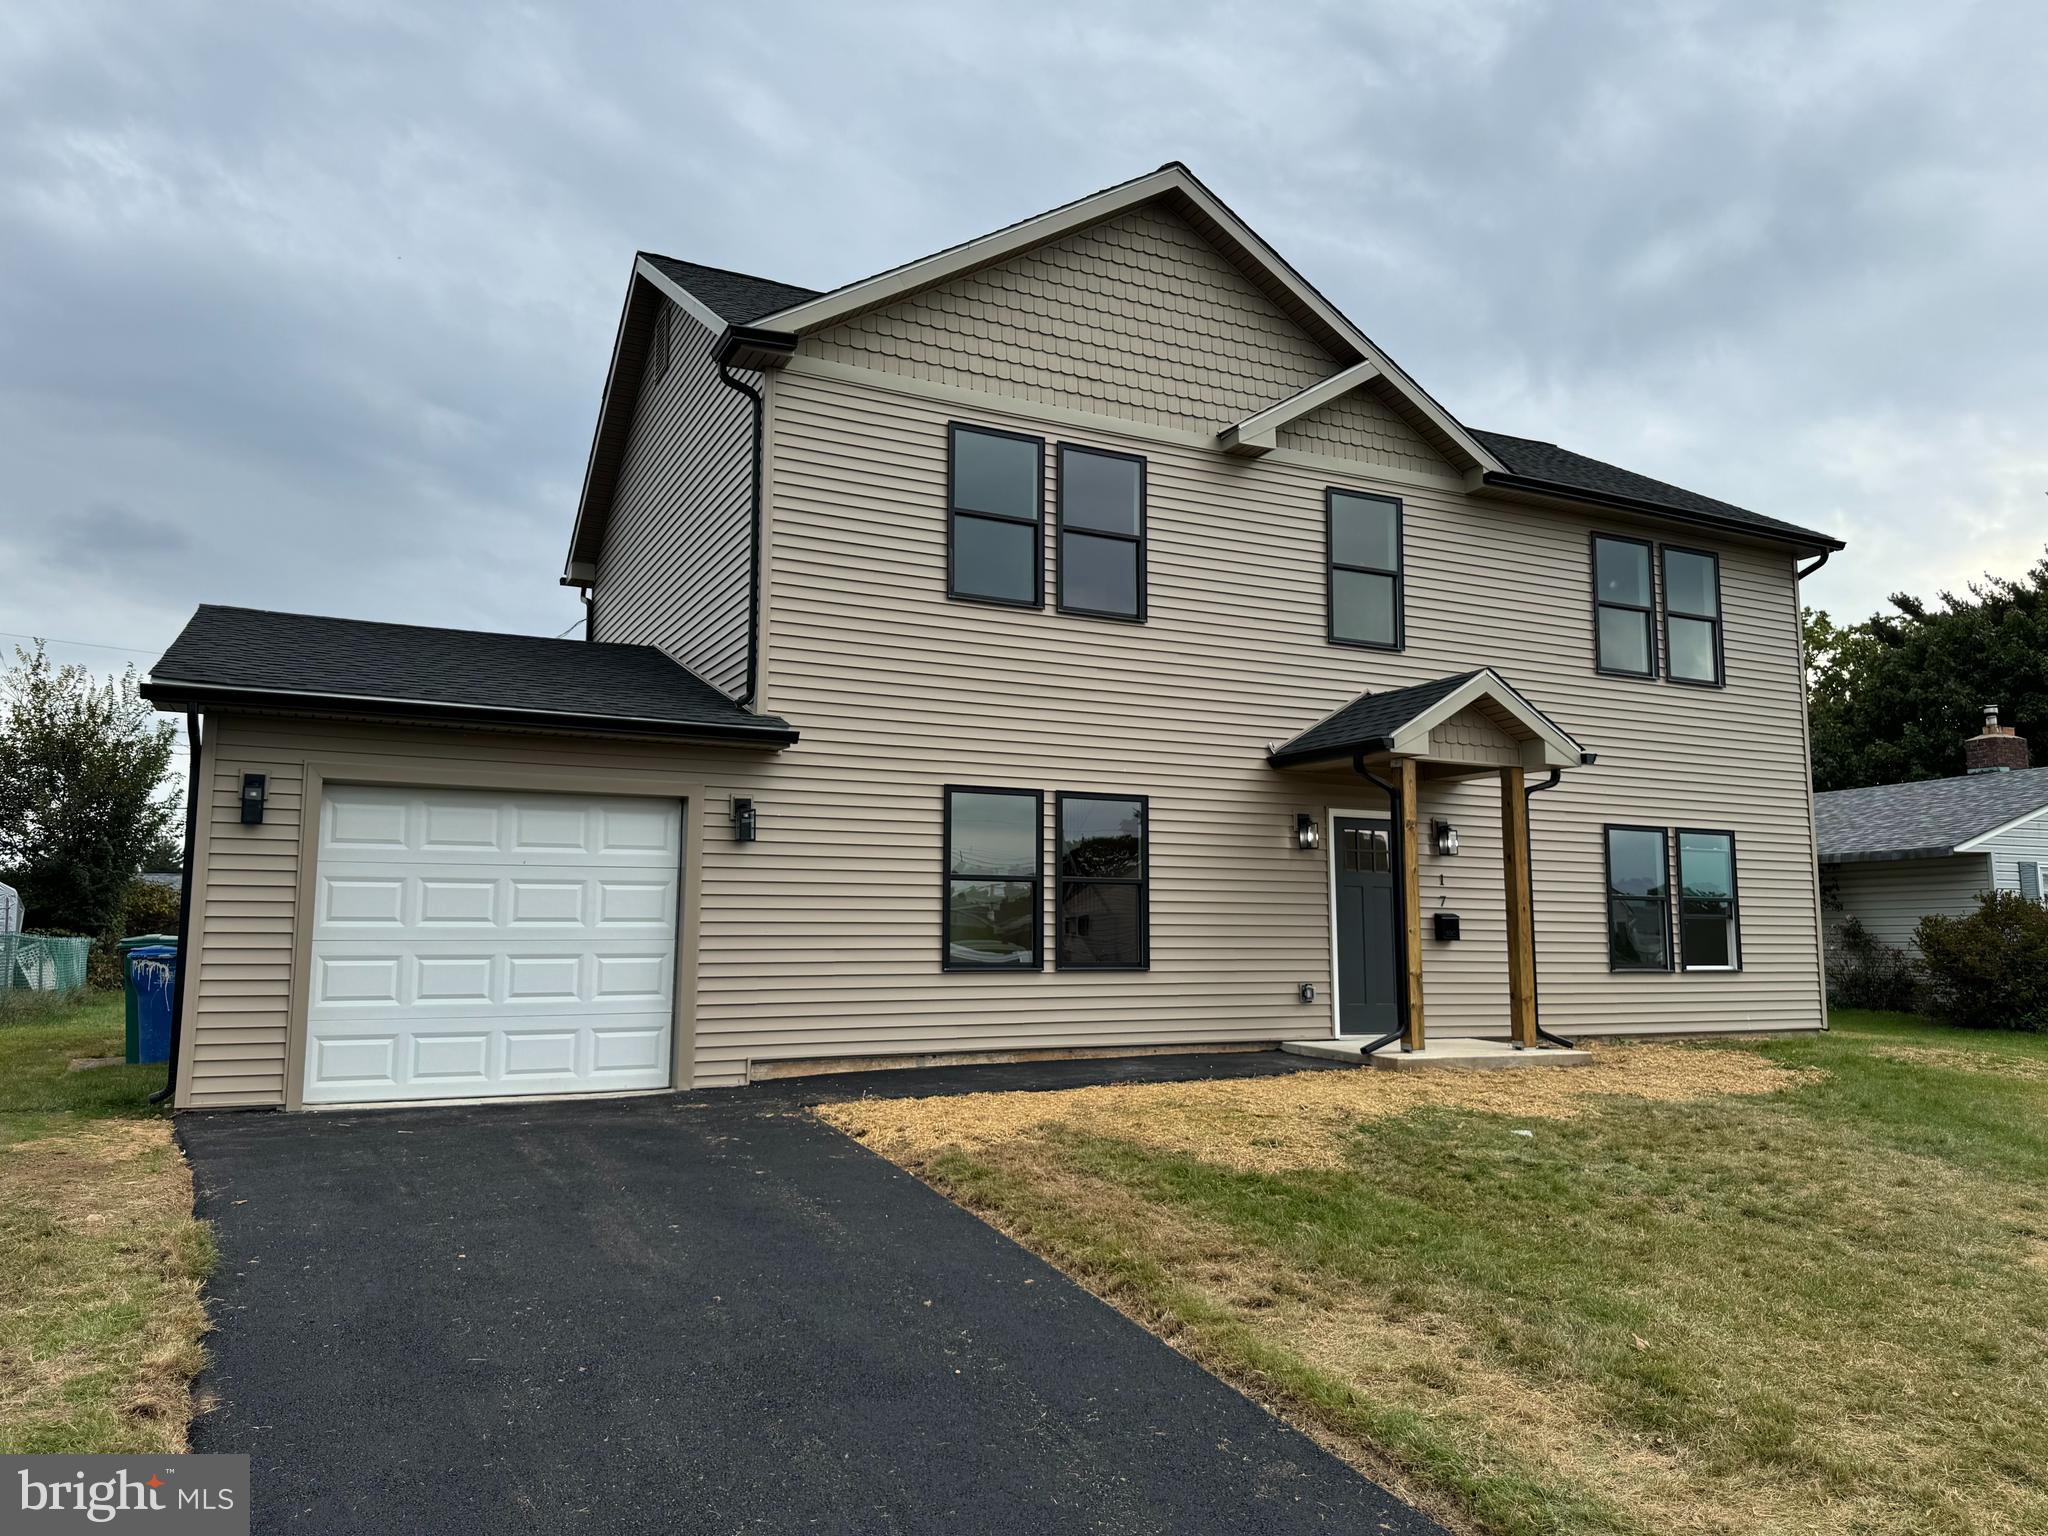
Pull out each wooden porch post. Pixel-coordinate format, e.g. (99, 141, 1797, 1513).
(1500, 768, 1538, 1047)
(1400, 756, 1425, 1051)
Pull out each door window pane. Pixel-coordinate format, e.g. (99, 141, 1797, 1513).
(1668, 615, 1718, 683)
(1330, 492, 1398, 570)
(952, 428, 1040, 520)
(1597, 605, 1651, 675)
(1061, 530, 1138, 617)
(1060, 450, 1141, 535)
(953, 515, 1037, 605)
(1332, 569, 1398, 647)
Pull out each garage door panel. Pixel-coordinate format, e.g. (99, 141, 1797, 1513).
(306, 786, 678, 1105)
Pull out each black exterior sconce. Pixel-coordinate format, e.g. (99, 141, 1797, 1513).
(1295, 813, 1321, 851)
(1431, 818, 1460, 857)
(240, 773, 266, 826)
(731, 797, 757, 842)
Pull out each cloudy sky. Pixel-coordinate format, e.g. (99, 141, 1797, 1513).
(5, 0, 2045, 779)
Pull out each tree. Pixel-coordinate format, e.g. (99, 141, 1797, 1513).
(0, 643, 181, 938)
(1805, 549, 2048, 791)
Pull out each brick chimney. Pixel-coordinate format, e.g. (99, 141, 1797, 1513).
(1965, 703, 2030, 774)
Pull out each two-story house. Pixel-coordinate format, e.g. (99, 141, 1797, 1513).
(144, 163, 1843, 1110)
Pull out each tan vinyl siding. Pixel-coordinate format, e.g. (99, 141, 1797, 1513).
(1822, 855, 1990, 951)
(806, 205, 1345, 438)
(590, 304, 754, 696)
(1275, 387, 1450, 478)
(749, 363, 1826, 1072)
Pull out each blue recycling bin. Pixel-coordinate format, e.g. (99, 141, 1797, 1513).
(127, 945, 179, 1066)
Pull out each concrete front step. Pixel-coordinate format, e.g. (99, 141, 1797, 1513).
(1280, 1036, 1593, 1071)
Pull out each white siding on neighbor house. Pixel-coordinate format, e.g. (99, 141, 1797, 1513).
(590, 304, 756, 697)
(1980, 808, 2048, 900)
(1822, 855, 1991, 952)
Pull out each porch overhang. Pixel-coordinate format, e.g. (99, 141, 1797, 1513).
(1266, 668, 1585, 773)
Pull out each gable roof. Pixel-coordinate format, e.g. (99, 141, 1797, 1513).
(573, 163, 1842, 575)
(1815, 767, 2048, 864)
(141, 605, 797, 746)
(1268, 668, 1583, 770)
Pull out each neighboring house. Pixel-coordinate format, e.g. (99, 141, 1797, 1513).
(137, 871, 183, 891)
(1817, 708, 2048, 950)
(143, 163, 1843, 1111)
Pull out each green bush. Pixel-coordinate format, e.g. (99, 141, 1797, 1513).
(1914, 891, 2048, 1032)
(1825, 916, 1921, 1012)
(122, 877, 181, 937)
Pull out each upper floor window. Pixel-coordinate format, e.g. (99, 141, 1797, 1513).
(1328, 490, 1403, 649)
(1604, 825, 1671, 971)
(1056, 446, 1146, 621)
(1592, 535, 1656, 678)
(948, 424, 1043, 608)
(1677, 830, 1741, 970)
(1057, 793, 1149, 969)
(1662, 548, 1724, 686)
(943, 786, 1043, 970)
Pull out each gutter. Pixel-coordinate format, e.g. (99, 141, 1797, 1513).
(713, 326, 798, 711)
(1480, 472, 1846, 557)
(137, 679, 799, 748)
(1521, 768, 1572, 1049)
(149, 711, 202, 1107)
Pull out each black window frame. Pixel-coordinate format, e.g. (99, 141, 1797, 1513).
(941, 785, 1045, 972)
(1675, 827, 1742, 972)
(1602, 823, 1673, 973)
(1326, 488, 1405, 652)
(946, 422, 1045, 611)
(1054, 792, 1150, 971)
(1591, 532, 1658, 680)
(1055, 443, 1148, 623)
(1660, 544, 1726, 688)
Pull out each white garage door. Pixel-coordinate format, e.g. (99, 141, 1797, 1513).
(304, 784, 681, 1106)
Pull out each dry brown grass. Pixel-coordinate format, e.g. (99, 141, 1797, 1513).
(0, 1119, 214, 1453)
(822, 1041, 1813, 1174)
(1868, 1042, 2048, 1081)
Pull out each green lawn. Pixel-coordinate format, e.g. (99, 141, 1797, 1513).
(829, 1015, 2048, 1536)
(0, 990, 214, 1452)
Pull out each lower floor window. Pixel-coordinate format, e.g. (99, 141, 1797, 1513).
(944, 787, 1043, 969)
(1057, 793, 1148, 969)
(1677, 829, 1741, 969)
(1604, 825, 1671, 970)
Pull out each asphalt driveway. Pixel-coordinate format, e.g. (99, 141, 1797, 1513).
(181, 1063, 1445, 1535)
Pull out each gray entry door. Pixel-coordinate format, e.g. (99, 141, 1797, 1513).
(1334, 817, 1399, 1037)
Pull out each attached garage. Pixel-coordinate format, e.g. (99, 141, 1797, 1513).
(304, 785, 682, 1105)
(140, 606, 798, 1111)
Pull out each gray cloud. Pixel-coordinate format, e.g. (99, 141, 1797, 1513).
(1, 0, 2043, 709)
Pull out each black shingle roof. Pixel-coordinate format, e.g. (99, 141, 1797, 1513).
(143, 606, 796, 745)
(1472, 432, 1839, 549)
(1815, 767, 2048, 864)
(639, 255, 821, 326)
(1268, 669, 1582, 769)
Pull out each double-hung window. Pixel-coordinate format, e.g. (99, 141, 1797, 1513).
(1662, 547, 1724, 686)
(1328, 490, 1403, 649)
(1592, 535, 1656, 677)
(948, 424, 1043, 607)
(1056, 794, 1148, 969)
(1057, 446, 1145, 621)
(2020, 861, 2044, 904)
(943, 787, 1043, 969)
(1604, 825, 1672, 971)
(1676, 830, 1741, 970)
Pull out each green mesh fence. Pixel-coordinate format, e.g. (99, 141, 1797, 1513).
(1, 933, 92, 996)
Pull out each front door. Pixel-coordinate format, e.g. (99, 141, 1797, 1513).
(1334, 817, 1400, 1037)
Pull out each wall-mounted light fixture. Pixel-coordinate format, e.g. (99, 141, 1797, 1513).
(1431, 818, 1460, 857)
(1295, 813, 1322, 851)
(731, 797, 757, 843)
(240, 773, 266, 826)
